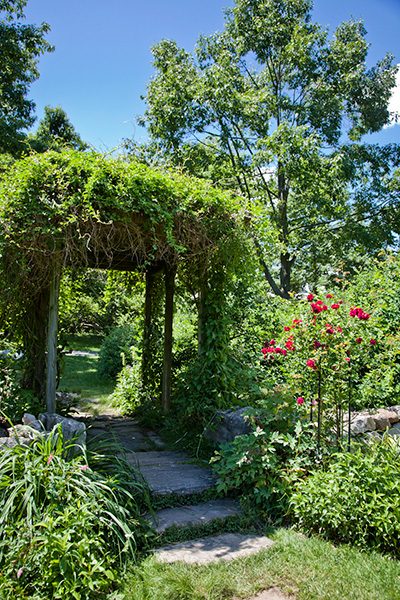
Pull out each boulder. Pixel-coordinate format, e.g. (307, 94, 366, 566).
(0, 437, 19, 449)
(351, 416, 376, 435)
(387, 405, 400, 421)
(39, 413, 86, 448)
(7, 424, 42, 445)
(204, 407, 252, 445)
(370, 409, 398, 431)
(22, 413, 43, 431)
(387, 423, 400, 437)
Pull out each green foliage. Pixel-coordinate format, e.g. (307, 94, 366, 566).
(98, 325, 136, 379)
(211, 421, 318, 518)
(0, 351, 41, 421)
(142, 0, 398, 295)
(59, 269, 107, 335)
(110, 349, 141, 414)
(119, 528, 400, 600)
(27, 105, 88, 153)
(0, 0, 53, 154)
(0, 428, 151, 599)
(291, 437, 400, 557)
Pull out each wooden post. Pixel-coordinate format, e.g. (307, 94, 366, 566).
(162, 265, 176, 413)
(142, 269, 155, 390)
(45, 267, 61, 413)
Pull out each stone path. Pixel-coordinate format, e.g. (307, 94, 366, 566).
(82, 412, 275, 564)
(244, 589, 291, 600)
(155, 532, 274, 564)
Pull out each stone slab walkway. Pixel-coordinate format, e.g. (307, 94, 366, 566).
(80, 409, 275, 566)
(125, 450, 217, 496)
(150, 498, 241, 533)
(155, 533, 274, 564)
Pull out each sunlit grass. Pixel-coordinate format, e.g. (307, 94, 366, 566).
(120, 528, 400, 600)
(59, 334, 115, 411)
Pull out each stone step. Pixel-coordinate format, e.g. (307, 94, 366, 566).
(155, 532, 274, 564)
(126, 450, 217, 496)
(149, 498, 242, 533)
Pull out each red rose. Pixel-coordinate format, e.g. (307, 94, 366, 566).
(331, 303, 340, 310)
(307, 293, 314, 302)
(326, 293, 333, 299)
(307, 359, 317, 370)
(296, 397, 305, 405)
(356, 337, 362, 344)
(284, 326, 291, 332)
(370, 339, 377, 346)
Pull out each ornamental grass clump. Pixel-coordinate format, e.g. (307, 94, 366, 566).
(0, 427, 152, 599)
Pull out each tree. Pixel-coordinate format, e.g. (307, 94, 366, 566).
(28, 105, 88, 152)
(0, 0, 53, 154)
(141, 0, 398, 297)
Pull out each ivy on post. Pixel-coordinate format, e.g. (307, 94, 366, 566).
(162, 264, 176, 413)
(45, 265, 61, 413)
(141, 266, 164, 402)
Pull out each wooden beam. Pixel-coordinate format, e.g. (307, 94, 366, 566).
(45, 266, 61, 413)
(162, 265, 176, 413)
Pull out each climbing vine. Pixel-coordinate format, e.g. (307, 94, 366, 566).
(0, 150, 245, 403)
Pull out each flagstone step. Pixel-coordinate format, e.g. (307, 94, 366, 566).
(149, 498, 242, 533)
(125, 450, 217, 496)
(155, 532, 274, 564)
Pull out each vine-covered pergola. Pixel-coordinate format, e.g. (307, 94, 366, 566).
(0, 150, 243, 414)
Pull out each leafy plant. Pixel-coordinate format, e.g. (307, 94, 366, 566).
(98, 325, 137, 379)
(291, 437, 400, 557)
(0, 350, 41, 422)
(211, 421, 319, 518)
(110, 349, 142, 414)
(0, 427, 152, 598)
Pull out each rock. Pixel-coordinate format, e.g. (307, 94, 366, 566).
(22, 413, 43, 431)
(7, 424, 42, 443)
(387, 423, 400, 437)
(205, 407, 252, 445)
(370, 409, 398, 431)
(351, 416, 376, 435)
(39, 413, 86, 448)
(387, 405, 400, 421)
(155, 533, 274, 564)
(0, 436, 18, 449)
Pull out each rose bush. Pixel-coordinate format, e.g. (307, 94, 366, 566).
(260, 292, 379, 448)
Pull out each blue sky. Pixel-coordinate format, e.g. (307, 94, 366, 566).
(24, 0, 400, 150)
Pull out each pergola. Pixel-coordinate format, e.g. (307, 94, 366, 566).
(0, 150, 241, 413)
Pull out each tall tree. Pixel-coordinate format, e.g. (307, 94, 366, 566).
(141, 0, 398, 297)
(0, 0, 53, 154)
(28, 105, 88, 152)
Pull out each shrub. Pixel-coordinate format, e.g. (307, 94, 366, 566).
(0, 351, 41, 422)
(211, 421, 319, 518)
(291, 437, 400, 557)
(97, 325, 136, 379)
(110, 350, 141, 415)
(0, 428, 151, 599)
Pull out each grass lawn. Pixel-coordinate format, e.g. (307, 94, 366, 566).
(59, 334, 115, 412)
(118, 529, 400, 600)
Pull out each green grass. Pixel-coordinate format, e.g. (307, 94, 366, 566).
(59, 334, 115, 412)
(117, 528, 400, 600)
